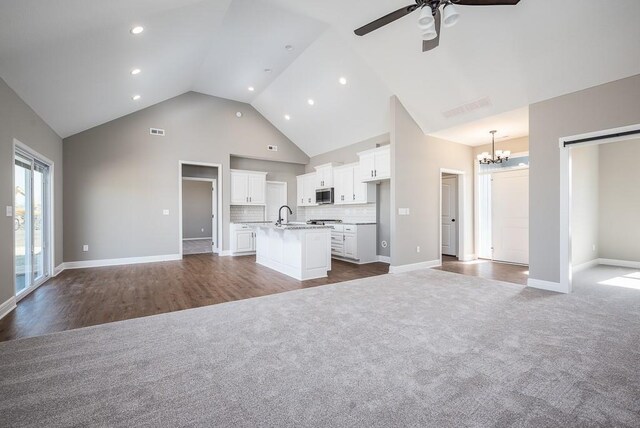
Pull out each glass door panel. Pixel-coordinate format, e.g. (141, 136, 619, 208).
(15, 156, 32, 294)
(33, 164, 46, 282)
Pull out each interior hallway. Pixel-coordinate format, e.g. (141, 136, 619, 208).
(435, 255, 529, 285)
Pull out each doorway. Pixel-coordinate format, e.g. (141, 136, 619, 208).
(265, 181, 287, 222)
(441, 174, 458, 257)
(14, 141, 53, 300)
(179, 162, 222, 256)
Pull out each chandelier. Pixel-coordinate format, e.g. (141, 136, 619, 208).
(477, 130, 510, 165)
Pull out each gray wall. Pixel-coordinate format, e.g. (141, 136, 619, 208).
(0, 77, 62, 304)
(599, 138, 640, 262)
(230, 156, 305, 218)
(63, 91, 308, 261)
(529, 74, 640, 284)
(182, 164, 218, 180)
(182, 180, 212, 239)
(571, 144, 599, 266)
(390, 96, 474, 267)
(306, 133, 391, 257)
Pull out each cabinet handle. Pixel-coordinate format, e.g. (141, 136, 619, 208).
(250, 196, 252, 202)
(371, 170, 373, 177)
(343, 234, 345, 241)
(353, 194, 355, 200)
(374, 170, 377, 177)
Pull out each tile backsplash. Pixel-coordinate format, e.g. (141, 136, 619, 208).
(230, 205, 265, 223)
(298, 204, 376, 223)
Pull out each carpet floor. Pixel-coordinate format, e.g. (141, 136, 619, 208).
(1, 267, 639, 427)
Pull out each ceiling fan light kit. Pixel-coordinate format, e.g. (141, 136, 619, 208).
(355, 0, 521, 53)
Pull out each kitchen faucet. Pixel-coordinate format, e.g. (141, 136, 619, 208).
(276, 205, 293, 226)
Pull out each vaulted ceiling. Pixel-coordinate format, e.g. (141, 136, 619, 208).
(1, 0, 639, 156)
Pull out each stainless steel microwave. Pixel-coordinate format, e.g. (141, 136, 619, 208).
(315, 188, 334, 205)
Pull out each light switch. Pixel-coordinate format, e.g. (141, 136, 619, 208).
(83, 245, 89, 252)
(163, 209, 170, 216)
(5, 206, 12, 217)
(398, 208, 410, 216)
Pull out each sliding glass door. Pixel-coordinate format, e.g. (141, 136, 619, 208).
(14, 149, 50, 297)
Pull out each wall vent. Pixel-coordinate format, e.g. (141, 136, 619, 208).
(150, 128, 165, 136)
(267, 145, 278, 151)
(442, 97, 491, 119)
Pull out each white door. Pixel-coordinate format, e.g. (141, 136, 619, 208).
(247, 174, 265, 204)
(231, 171, 248, 204)
(296, 176, 305, 207)
(211, 179, 218, 252)
(236, 231, 254, 252)
(374, 147, 391, 179)
(359, 153, 376, 182)
(266, 181, 287, 222)
(344, 234, 357, 259)
(441, 176, 458, 257)
(492, 169, 529, 264)
(303, 174, 317, 206)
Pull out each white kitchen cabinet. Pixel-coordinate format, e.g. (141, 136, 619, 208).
(358, 145, 391, 182)
(314, 163, 336, 189)
(230, 169, 267, 205)
(334, 163, 376, 205)
(330, 224, 377, 264)
(296, 172, 318, 207)
(230, 223, 257, 254)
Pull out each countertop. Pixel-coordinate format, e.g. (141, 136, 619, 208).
(253, 223, 332, 230)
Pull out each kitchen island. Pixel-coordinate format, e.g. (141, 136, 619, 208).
(254, 223, 332, 280)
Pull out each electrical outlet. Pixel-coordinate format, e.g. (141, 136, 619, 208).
(83, 245, 89, 252)
(416, 246, 421, 253)
(592, 244, 596, 252)
(163, 209, 170, 216)
(5, 206, 12, 217)
(201, 228, 205, 232)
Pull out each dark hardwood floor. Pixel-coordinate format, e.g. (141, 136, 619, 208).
(0, 255, 389, 342)
(434, 255, 529, 286)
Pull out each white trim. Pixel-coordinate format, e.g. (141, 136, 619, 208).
(377, 255, 391, 263)
(218, 250, 233, 257)
(181, 177, 215, 182)
(559, 123, 640, 294)
(62, 254, 181, 270)
(182, 237, 212, 241)
(13, 138, 55, 301)
(460, 254, 477, 262)
(572, 259, 599, 273)
(265, 180, 288, 223)
(439, 168, 466, 266)
(599, 258, 640, 269)
(53, 264, 65, 276)
(527, 278, 568, 294)
(0, 297, 17, 321)
(179, 161, 222, 257)
(389, 259, 441, 274)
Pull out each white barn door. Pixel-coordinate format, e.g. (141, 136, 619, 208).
(491, 169, 529, 264)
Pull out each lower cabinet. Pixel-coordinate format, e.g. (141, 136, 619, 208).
(230, 224, 256, 254)
(330, 224, 377, 264)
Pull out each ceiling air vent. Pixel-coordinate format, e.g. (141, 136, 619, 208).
(150, 128, 165, 136)
(442, 97, 491, 119)
(268, 145, 278, 152)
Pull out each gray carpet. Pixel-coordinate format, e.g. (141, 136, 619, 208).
(1, 267, 639, 427)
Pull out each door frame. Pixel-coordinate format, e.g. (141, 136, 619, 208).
(178, 161, 222, 256)
(12, 138, 55, 302)
(559, 123, 640, 294)
(439, 168, 466, 266)
(265, 181, 288, 222)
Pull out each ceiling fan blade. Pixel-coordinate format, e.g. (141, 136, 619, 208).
(355, 4, 419, 36)
(422, 9, 441, 52)
(452, 0, 520, 5)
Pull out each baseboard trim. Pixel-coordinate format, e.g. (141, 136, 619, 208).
(0, 296, 17, 321)
(599, 258, 640, 269)
(527, 278, 568, 294)
(63, 254, 182, 270)
(218, 250, 233, 257)
(377, 255, 391, 263)
(53, 264, 65, 277)
(572, 259, 599, 273)
(460, 254, 477, 262)
(389, 259, 441, 274)
(182, 237, 212, 241)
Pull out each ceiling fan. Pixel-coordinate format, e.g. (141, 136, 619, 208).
(354, 0, 521, 52)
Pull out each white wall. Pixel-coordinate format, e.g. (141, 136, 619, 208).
(571, 144, 599, 266)
(598, 138, 640, 262)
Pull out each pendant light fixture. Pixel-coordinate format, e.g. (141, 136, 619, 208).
(477, 130, 510, 164)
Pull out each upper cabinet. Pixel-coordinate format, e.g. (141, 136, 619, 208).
(314, 163, 337, 189)
(230, 169, 267, 205)
(334, 163, 376, 205)
(357, 145, 391, 182)
(297, 172, 318, 207)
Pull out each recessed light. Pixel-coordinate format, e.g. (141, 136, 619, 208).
(339, 77, 347, 85)
(248, 86, 255, 92)
(285, 45, 294, 51)
(307, 99, 315, 106)
(284, 114, 291, 121)
(130, 26, 144, 35)
(132, 95, 141, 101)
(264, 68, 272, 73)
(236, 112, 243, 118)
(131, 68, 141, 75)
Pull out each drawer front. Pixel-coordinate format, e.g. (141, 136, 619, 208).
(343, 225, 357, 233)
(331, 224, 344, 232)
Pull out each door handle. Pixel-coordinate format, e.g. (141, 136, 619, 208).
(452, 219, 456, 222)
